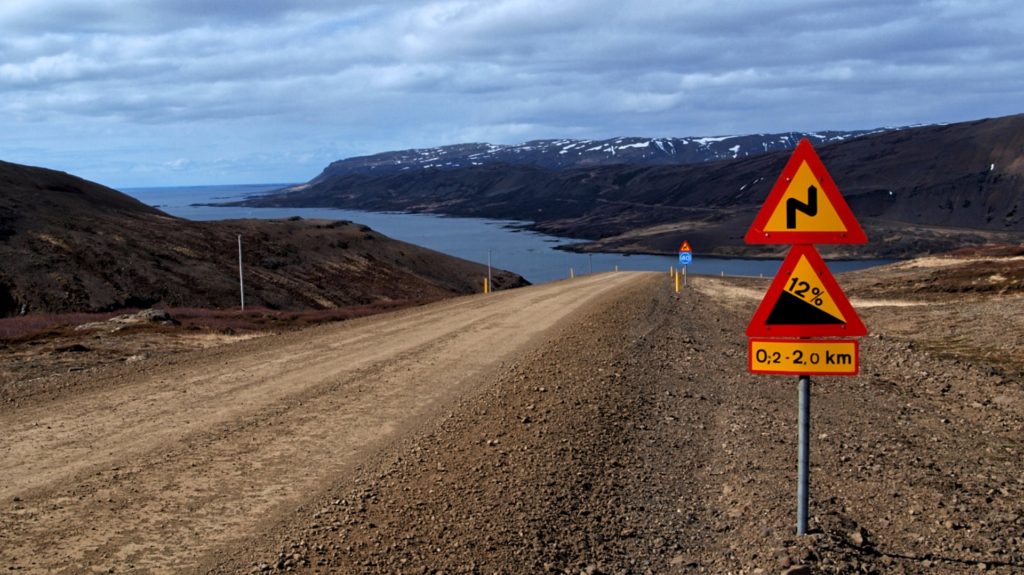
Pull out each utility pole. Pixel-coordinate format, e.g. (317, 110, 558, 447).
(487, 249, 492, 294)
(238, 234, 245, 311)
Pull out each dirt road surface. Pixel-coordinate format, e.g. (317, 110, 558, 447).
(1, 273, 638, 573)
(2, 270, 1022, 574)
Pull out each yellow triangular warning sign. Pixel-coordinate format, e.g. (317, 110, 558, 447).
(746, 245, 867, 337)
(745, 139, 866, 244)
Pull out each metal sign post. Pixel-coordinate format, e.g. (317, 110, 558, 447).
(797, 375, 810, 534)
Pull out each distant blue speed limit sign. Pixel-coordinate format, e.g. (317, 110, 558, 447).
(679, 251, 692, 265)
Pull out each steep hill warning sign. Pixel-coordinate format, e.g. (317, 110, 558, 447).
(746, 244, 866, 338)
(745, 138, 867, 244)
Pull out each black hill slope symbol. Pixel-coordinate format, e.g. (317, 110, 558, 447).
(766, 291, 843, 325)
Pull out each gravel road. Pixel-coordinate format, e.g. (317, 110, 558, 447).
(1, 273, 638, 573)
(2, 271, 1021, 574)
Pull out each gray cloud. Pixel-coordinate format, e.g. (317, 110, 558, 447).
(0, 0, 1022, 187)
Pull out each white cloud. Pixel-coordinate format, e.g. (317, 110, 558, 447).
(0, 0, 1022, 186)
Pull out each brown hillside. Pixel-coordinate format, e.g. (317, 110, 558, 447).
(0, 160, 526, 316)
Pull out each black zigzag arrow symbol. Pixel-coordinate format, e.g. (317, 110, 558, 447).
(786, 185, 818, 229)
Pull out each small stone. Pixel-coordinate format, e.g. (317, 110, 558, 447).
(782, 566, 811, 575)
(669, 555, 686, 566)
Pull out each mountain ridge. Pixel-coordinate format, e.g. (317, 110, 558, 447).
(246, 114, 1024, 259)
(290, 128, 894, 188)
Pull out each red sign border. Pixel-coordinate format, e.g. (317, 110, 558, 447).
(748, 338, 860, 376)
(744, 138, 867, 245)
(745, 244, 867, 337)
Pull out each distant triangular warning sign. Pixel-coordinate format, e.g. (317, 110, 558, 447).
(679, 241, 692, 252)
(745, 138, 866, 245)
(746, 244, 867, 337)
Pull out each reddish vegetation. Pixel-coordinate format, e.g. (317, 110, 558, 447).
(0, 311, 131, 340)
(0, 300, 434, 342)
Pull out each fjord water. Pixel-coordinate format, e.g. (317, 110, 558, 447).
(122, 184, 891, 284)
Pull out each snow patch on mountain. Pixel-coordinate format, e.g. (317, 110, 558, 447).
(302, 127, 900, 185)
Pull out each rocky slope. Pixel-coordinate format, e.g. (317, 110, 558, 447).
(246, 114, 1024, 259)
(0, 160, 526, 316)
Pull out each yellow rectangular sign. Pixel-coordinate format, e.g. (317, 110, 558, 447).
(748, 338, 859, 376)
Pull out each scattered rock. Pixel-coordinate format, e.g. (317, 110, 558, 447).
(54, 343, 90, 353)
(848, 527, 871, 548)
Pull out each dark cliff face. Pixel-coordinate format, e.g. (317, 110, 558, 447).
(0, 161, 526, 316)
(247, 114, 1024, 258)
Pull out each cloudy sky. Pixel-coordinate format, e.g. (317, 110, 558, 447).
(1, 0, 1022, 188)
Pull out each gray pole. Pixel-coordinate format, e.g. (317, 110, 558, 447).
(487, 249, 492, 293)
(588, 253, 593, 275)
(797, 375, 811, 535)
(238, 234, 245, 311)
(684, 264, 688, 287)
